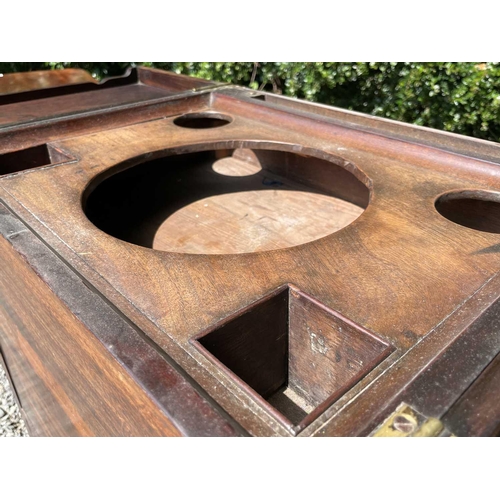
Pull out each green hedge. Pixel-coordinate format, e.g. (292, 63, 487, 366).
(2, 62, 500, 142)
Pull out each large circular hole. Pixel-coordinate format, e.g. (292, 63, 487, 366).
(173, 112, 232, 129)
(435, 190, 500, 233)
(84, 144, 370, 255)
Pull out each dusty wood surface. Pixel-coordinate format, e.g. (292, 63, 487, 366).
(442, 352, 500, 436)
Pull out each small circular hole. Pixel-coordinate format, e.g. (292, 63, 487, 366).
(173, 112, 232, 129)
(435, 190, 500, 233)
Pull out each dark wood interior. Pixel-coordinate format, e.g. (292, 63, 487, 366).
(173, 112, 233, 129)
(194, 286, 392, 432)
(0, 144, 73, 176)
(435, 190, 500, 234)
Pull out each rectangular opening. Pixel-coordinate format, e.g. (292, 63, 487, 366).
(0, 144, 74, 176)
(193, 285, 393, 434)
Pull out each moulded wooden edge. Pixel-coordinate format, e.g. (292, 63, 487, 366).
(0, 92, 214, 156)
(0, 200, 246, 437)
(215, 86, 500, 166)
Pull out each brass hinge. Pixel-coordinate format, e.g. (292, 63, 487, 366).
(371, 403, 453, 437)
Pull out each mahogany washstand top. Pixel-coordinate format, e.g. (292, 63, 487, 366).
(1, 67, 500, 436)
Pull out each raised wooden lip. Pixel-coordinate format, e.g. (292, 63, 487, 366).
(0, 67, 138, 105)
(190, 283, 394, 436)
(217, 86, 500, 166)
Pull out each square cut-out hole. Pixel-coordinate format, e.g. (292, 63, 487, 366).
(192, 285, 393, 434)
(0, 144, 74, 176)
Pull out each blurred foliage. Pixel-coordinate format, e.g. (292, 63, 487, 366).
(1, 62, 499, 142)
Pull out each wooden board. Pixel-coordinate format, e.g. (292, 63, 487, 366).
(0, 68, 96, 95)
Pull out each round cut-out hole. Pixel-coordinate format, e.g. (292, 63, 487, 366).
(84, 145, 370, 255)
(435, 190, 500, 233)
(173, 112, 232, 129)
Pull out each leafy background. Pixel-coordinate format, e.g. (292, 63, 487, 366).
(2, 62, 500, 142)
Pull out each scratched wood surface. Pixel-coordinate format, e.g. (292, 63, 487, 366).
(1, 68, 500, 436)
